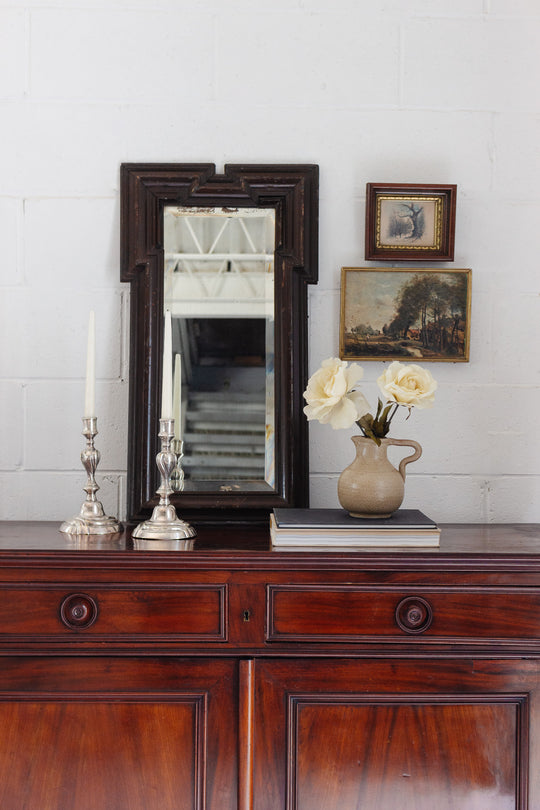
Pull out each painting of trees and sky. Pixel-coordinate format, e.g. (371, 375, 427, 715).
(379, 197, 438, 248)
(340, 269, 471, 362)
(387, 202, 424, 240)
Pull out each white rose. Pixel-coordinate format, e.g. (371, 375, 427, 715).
(303, 358, 370, 430)
(377, 361, 437, 409)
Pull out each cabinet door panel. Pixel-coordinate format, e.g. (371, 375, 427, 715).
(254, 659, 535, 810)
(0, 658, 237, 810)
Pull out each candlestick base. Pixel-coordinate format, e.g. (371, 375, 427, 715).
(60, 417, 122, 536)
(131, 418, 196, 542)
(132, 503, 196, 541)
(60, 508, 123, 537)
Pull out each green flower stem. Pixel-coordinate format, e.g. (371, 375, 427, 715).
(357, 400, 401, 444)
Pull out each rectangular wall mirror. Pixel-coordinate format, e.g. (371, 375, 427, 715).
(120, 164, 318, 524)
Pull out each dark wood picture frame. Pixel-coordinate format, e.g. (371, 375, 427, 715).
(365, 183, 457, 261)
(340, 267, 471, 362)
(120, 163, 318, 525)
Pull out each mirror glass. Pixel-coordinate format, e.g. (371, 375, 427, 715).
(164, 206, 276, 492)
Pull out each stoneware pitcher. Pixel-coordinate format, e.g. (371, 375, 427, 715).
(337, 436, 422, 518)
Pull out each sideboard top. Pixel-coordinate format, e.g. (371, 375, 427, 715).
(0, 521, 539, 571)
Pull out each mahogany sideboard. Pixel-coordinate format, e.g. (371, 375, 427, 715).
(1, 521, 540, 809)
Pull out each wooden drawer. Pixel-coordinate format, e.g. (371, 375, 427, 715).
(267, 585, 540, 643)
(0, 584, 227, 642)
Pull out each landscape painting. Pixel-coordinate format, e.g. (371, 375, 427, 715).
(340, 267, 471, 362)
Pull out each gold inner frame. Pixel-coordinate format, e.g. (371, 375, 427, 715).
(375, 195, 443, 251)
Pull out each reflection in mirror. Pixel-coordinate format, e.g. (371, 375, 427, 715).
(164, 207, 276, 492)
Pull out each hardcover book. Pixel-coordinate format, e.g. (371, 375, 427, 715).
(270, 508, 440, 548)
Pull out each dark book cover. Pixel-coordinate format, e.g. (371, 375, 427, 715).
(273, 508, 437, 531)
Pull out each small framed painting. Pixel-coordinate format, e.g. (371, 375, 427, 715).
(365, 183, 457, 261)
(340, 267, 471, 362)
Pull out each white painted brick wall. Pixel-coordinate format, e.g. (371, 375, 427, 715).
(0, 0, 539, 523)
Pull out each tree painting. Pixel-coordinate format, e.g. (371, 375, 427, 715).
(387, 202, 425, 242)
(341, 270, 470, 362)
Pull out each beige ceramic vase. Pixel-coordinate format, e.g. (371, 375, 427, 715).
(337, 436, 422, 518)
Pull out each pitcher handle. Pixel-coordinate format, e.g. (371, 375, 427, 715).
(386, 438, 422, 482)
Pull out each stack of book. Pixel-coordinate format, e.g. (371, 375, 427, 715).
(270, 508, 440, 549)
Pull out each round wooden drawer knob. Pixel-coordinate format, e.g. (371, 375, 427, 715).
(395, 596, 433, 634)
(60, 593, 99, 630)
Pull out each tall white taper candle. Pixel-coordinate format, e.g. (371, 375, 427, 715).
(173, 353, 182, 441)
(161, 310, 173, 420)
(84, 310, 96, 418)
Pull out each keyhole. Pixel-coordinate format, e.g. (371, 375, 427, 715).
(243, 609, 251, 622)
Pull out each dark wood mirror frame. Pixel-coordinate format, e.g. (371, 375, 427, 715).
(120, 163, 319, 524)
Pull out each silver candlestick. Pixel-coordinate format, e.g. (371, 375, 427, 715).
(60, 417, 122, 535)
(132, 418, 196, 541)
(171, 438, 185, 492)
